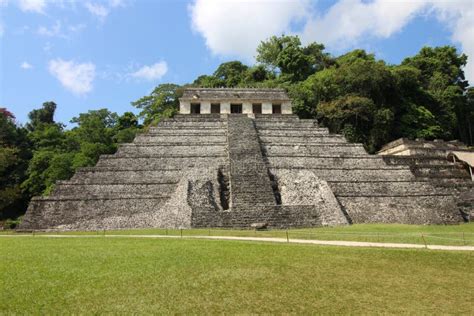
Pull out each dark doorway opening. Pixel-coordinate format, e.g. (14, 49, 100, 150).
(272, 104, 281, 114)
(231, 104, 242, 114)
(191, 103, 201, 114)
(252, 103, 262, 114)
(211, 103, 220, 114)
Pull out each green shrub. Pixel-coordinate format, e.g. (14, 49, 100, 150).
(3, 216, 22, 229)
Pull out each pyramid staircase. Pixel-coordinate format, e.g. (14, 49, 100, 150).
(20, 114, 471, 230)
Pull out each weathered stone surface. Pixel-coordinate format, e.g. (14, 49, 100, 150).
(271, 169, 348, 226)
(19, 109, 472, 231)
(250, 222, 268, 230)
(227, 115, 276, 207)
(337, 196, 461, 224)
(378, 137, 471, 157)
(458, 189, 474, 221)
(254, 115, 470, 225)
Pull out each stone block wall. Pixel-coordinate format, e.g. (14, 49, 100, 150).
(254, 115, 470, 225)
(20, 116, 230, 231)
(19, 113, 472, 231)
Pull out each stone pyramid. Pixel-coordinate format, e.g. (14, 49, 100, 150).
(20, 90, 472, 231)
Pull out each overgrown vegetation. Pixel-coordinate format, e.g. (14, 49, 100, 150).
(1, 35, 473, 221)
(0, 104, 142, 221)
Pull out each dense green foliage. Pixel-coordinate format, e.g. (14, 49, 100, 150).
(0, 109, 30, 220)
(0, 104, 141, 220)
(1, 35, 472, 221)
(188, 38, 473, 152)
(131, 83, 183, 125)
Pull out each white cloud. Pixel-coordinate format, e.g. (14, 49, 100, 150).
(68, 23, 86, 33)
(130, 62, 168, 81)
(20, 61, 33, 69)
(189, 0, 474, 83)
(430, 1, 474, 84)
(108, 0, 124, 8)
(48, 59, 96, 95)
(189, 0, 310, 59)
(37, 21, 85, 39)
(37, 20, 62, 37)
(301, 0, 428, 50)
(83, 1, 128, 21)
(18, 0, 46, 13)
(0, 22, 4, 37)
(85, 2, 110, 20)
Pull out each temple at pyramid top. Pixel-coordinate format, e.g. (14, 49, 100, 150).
(179, 88, 293, 115)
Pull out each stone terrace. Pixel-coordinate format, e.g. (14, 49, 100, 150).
(20, 114, 472, 230)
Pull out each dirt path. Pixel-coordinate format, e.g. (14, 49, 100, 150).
(1, 233, 473, 251)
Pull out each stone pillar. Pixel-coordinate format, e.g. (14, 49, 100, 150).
(180, 101, 190, 114)
(262, 102, 272, 114)
(221, 102, 230, 114)
(242, 102, 252, 114)
(201, 101, 211, 114)
(282, 102, 292, 114)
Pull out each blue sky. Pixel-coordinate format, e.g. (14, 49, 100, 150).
(1, 0, 473, 126)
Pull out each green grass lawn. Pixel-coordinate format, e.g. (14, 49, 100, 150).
(6, 223, 474, 246)
(1, 237, 473, 314)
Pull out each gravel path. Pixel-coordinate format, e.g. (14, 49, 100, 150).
(2, 234, 473, 251)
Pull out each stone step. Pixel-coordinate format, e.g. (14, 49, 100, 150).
(147, 130, 226, 136)
(382, 155, 454, 166)
(133, 141, 227, 146)
(161, 117, 227, 127)
(258, 132, 330, 138)
(267, 156, 395, 169)
(412, 166, 471, 179)
(261, 136, 351, 144)
(21, 197, 171, 230)
(116, 144, 226, 156)
(257, 127, 330, 134)
(429, 179, 474, 188)
(146, 130, 225, 135)
(134, 135, 226, 143)
(52, 182, 176, 196)
(173, 114, 227, 120)
(31, 194, 172, 201)
(100, 153, 227, 159)
(270, 167, 416, 181)
(261, 137, 347, 144)
(96, 156, 228, 169)
(150, 126, 227, 132)
(329, 181, 457, 196)
(231, 178, 275, 186)
(232, 197, 276, 206)
(263, 143, 367, 156)
(254, 114, 299, 119)
(74, 166, 182, 172)
(71, 169, 183, 183)
(227, 115, 276, 207)
(156, 123, 227, 129)
(338, 195, 462, 225)
(122, 143, 226, 147)
(383, 146, 465, 157)
(254, 121, 318, 128)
